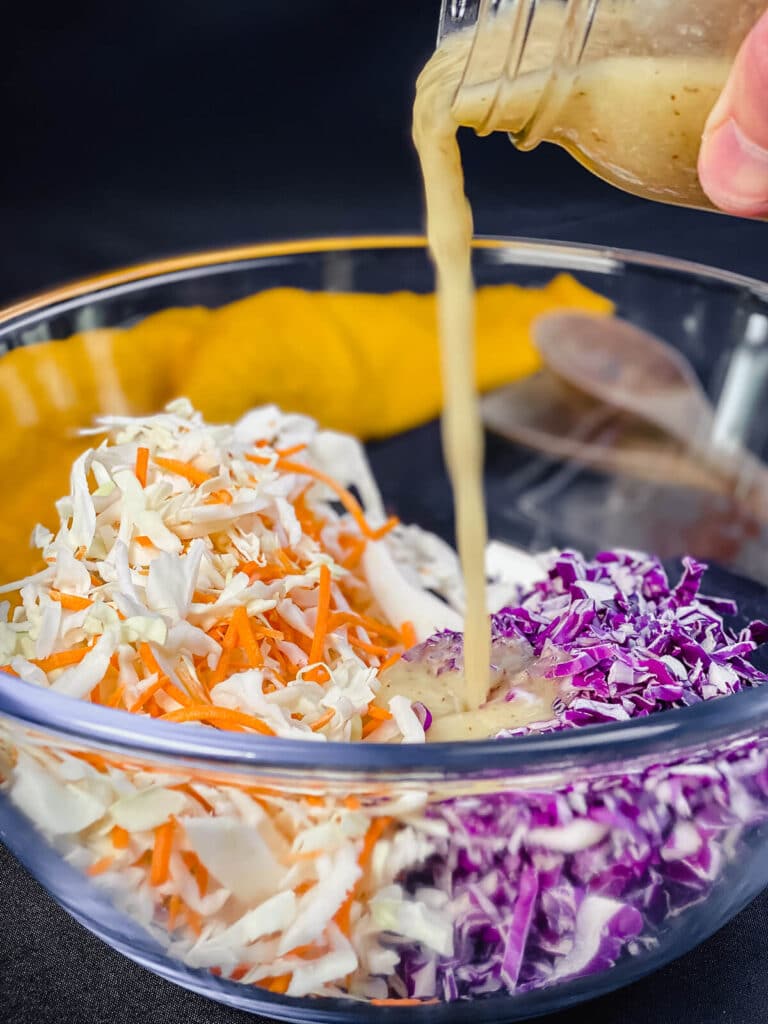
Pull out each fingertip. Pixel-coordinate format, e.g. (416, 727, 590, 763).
(699, 118, 768, 218)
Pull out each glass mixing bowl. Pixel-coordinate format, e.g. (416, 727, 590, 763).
(2, 237, 768, 1022)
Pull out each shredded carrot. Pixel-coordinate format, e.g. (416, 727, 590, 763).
(328, 610, 401, 644)
(378, 651, 402, 674)
(134, 535, 154, 548)
(181, 850, 209, 897)
(366, 705, 392, 722)
(176, 661, 210, 704)
(129, 676, 168, 714)
(309, 708, 335, 732)
(153, 456, 212, 487)
(162, 680, 195, 708)
(309, 565, 332, 665)
(362, 718, 386, 738)
(361, 816, 391, 863)
(401, 621, 418, 649)
(138, 642, 163, 677)
(172, 783, 215, 815)
(74, 545, 87, 560)
(238, 561, 290, 583)
(276, 443, 307, 458)
(135, 446, 149, 487)
(192, 590, 219, 604)
(49, 591, 92, 611)
(161, 705, 276, 736)
(233, 606, 263, 667)
(150, 820, 176, 886)
(107, 683, 126, 708)
(203, 489, 233, 506)
(0, 664, 18, 677)
(303, 665, 330, 684)
(265, 974, 291, 995)
(335, 816, 392, 936)
(276, 550, 300, 574)
(245, 453, 271, 466)
(34, 645, 92, 672)
(167, 893, 181, 931)
(184, 905, 203, 936)
(343, 796, 361, 810)
(110, 825, 130, 850)
(275, 458, 399, 540)
(341, 536, 367, 570)
(347, 636, 389, 658)
(87, 855, 115, 877)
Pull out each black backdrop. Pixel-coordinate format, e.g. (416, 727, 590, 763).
(1, 0, 766, 304)
(1, 2, 768, 1022)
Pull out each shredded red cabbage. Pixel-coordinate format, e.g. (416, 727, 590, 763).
(395, 550, 768, 1002)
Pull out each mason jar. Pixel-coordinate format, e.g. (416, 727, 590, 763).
(437, 0, 766, 210)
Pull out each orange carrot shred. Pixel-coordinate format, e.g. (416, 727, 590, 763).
(163, 681, 195, 708)
(150, 820, 175, 886)
(35, 646, 92, 672)
(233, 606, 263, 667)
(378, 651, 403, 674)
(111, 825, 130, 850)
(366, 705, 392, 722)
(87, 855, 114, 877)
(167, 893, 181, 931)
(135, 446, 149, 487)
(181, 850, 209, 897)
(139, 642, 163, 677)
(153, 456, 212, 487)
(334, 816, 392, 935)
(129, 676, 167, 713)
(265, 974, 291, 995)
(347, 636, 389, 658)
(328, 610, 401, 644)
(309, 565, 332, 665)
(50, 591, 92, 611)
(401, 621, 418, 649)
(362, 718, 386, 738)
(275, 458, 399, 540)
(161, 705, 275, 736)
(309, 708, 334, 732)
(303, 665, 330, 684)
(275, 443, 307, 458)
(185, 906, 203, 936)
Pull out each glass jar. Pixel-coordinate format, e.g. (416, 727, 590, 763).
(438, 0, 766, 211)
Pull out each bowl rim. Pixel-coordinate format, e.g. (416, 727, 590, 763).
(2, 234, 768, 775)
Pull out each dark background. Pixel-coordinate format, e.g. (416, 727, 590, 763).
(2, 0, 767, 305)
(2, 2, 768, 1022)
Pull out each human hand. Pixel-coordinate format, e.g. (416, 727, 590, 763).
(698, 10, 768, 218)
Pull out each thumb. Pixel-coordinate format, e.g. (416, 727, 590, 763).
(698, 10, 768, 218)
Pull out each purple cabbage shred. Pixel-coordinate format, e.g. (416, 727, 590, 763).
(393, 550, 768, 1002)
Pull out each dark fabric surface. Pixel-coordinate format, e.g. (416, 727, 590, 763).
(2, 1, 768, 1021)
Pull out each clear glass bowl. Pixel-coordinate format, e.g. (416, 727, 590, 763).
(2, 237, 768, 1022)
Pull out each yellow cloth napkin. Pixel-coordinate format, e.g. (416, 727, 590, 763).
(0, 275, 611, 580)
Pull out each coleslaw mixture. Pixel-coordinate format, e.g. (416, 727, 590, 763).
(1, 402, 767, 1002)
